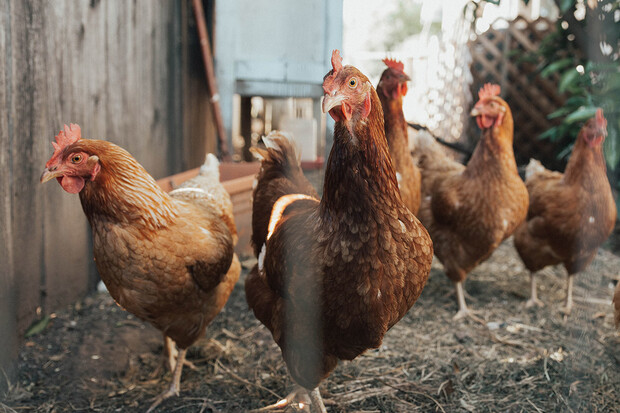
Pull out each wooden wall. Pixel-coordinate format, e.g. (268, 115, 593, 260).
(0, 0, 216, 392)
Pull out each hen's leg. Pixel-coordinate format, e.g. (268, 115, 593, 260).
(164, 335, 176, 372)
(526, 272, 544, 308)
(147, 348, 187, 413)
(560, 273, 575, 315)
(453, 281, 469, 320)
(309, 387, 327, 413)
(164, 336, 197, 372)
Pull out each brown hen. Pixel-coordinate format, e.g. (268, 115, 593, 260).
(40, 125, 241, 412)
(416, 84, 529, 319)
(377, 58, 421, 215)
(245, 50, 433, 412)
(514, 109, 616, 314)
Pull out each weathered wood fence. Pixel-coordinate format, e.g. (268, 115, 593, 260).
(0, 0, 218, 391)
(468, 16, 567, 170)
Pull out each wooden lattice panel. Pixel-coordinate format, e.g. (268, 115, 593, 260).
(468, 16, 567, 170)
(420, 16, 474, 144)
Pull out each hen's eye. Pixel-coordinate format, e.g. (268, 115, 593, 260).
(349, 78, 357, 88)
(71, 154, 82, 163)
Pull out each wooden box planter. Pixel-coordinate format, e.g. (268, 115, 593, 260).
(156, 162, 260, 257)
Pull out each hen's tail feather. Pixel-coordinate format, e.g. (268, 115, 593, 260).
(250, 131, 301, 166)
(412, 129, 448, 164)
(199, 153, 220, 179)
(412, 129, 461, 172)
(250, 131, 318, 257)
(170, 152, 237, 243)
(524, 158, 546, 181)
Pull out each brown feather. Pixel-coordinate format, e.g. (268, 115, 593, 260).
(377, 74, 421, 215)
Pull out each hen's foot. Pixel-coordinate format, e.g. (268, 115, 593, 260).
(453, 309, 485, 324)
(146, 386, 179, 413)
(525, 298, 544, 308)
(453, 308, 470, 321)
(181, 359, 197, 370)
(559, 304, 573, 317)
(147, 347, 186, 413)
(250, 387, 311, 412)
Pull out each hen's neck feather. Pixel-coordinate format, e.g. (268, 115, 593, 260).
(321, 90, 401, 217)
(77, 140, 177, 230)
(378, 90, 409, 166)
(563, 136, 608, 187)
(465, 108, 517, 178)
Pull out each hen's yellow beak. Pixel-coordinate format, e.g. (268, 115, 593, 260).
(40, 167, 62, 184)
(322, 94, 347, 113)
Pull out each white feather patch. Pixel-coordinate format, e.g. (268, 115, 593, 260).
(258, 244, 266, 272)
(199, 153, 220, 177)
(267, 194, 315, 240)
(169, 187, 206, 196)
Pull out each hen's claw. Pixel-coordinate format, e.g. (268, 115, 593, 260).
(146, 387, 180, 413)
(452, 308, 470, 321)
(525, 298, 544, 308)
(250, 386, 327, 412)
(559, 304, 572, 316)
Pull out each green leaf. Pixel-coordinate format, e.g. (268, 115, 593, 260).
(540, 58, 574, 78)
(25, 316, 51, 338)
(559, 68, 580, 93)
(548, 107, 573, 119)
(564, 96, 587, 107)
(564, 107, 598, 124)
(539, 127, 557, 140)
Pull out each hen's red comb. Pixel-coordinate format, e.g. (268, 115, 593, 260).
(331, 49, 343, 73)
(323, 49, 344, 95)
(595, 108, 607, 131)
(478, 83, 501, 100)
(46, 123, 81, 167)
(383, 58, 404, 73)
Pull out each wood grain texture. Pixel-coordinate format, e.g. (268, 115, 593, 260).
(0, 0, 18, 394)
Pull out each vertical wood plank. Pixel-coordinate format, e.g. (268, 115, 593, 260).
(10, 0, 48, 334)
(182, 0, 216, 168)
(40, 0, 94, 314)
(0, 0, 18, 393)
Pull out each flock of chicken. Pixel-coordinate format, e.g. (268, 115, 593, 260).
(39, 49, 617, 412)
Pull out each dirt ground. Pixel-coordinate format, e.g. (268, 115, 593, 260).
(2, 238, 620, 413)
